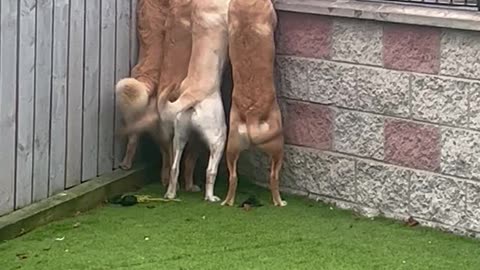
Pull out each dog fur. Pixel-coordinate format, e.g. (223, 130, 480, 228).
(160, 0, 230, 201)
(221, 0, 286, 207)
(154, 0, 201, 191)
(115, 0, 168, 170)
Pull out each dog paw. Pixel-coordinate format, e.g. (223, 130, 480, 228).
(274, 200, 287, 207)
(164, 192, 177, 200)
(119, 162, 132, 170)
(186, 185, 201, 192)
(205, 195, 221, 202)
(221, 200, 234, 206)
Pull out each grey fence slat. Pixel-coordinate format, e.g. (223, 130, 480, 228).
(114, 0, 132, 168)
(0, 0, 18, 215)
(49, 0, 69, 195)
(66, 0, 85, 188)
(33, 0, 53, 202)
(98, 0, 116, 175)
(130, 0, 138, 70)
(82, 0, 101, 181)
(16, 0, 37, 209)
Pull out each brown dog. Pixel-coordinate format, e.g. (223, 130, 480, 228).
(115, 0, 168, 170)
(222, 0, 286, 207)
(155, 0, 201, 191)
(124, 0, 230, 201)
(120, 0, 201, 190)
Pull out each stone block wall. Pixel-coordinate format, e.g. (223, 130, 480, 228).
(239, 11, 480, 237)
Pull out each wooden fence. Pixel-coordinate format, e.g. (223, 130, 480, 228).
(0, 0, 138, 216)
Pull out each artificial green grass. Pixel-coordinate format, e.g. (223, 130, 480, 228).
(1, 179, 479, 270)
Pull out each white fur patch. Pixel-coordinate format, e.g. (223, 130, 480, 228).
(253, 24, 271, 36)
(180, 18, 191, 27)
(238, 124, 247, 134)
(259, 122, 270, 132)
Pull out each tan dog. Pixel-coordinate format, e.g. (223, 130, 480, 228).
(125, 0, 231, 201)
(119, 0, 202, 191)
(155, 0, 200, 191)
(115, 0, 168, 170)
(222, 0, 286, 207)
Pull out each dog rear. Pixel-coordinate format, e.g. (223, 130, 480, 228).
(115, 0, 168, 170)
(222, 0, 286, 207)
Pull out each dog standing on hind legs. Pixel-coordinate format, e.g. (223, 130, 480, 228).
(161, 0, 230, 202)
(115, 0, 168, 171)
(124, 0, 230, 202)
(222, 0, 287, 207)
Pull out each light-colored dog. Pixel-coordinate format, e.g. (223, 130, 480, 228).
(126, 0, 231, 202)
(115, 0, 168, 170)
(157, 0, 231, 201)
(155, 0, 201, 191)
(222, 0, 286, 207)
(121, 0, 201, 191)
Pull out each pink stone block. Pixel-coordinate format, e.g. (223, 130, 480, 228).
(385, 119, 440, 171)
(277, 11, 332, 59)
(383, 24, 440, 74)
(283, 99, 333, 150)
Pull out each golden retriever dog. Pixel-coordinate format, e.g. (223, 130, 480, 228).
(115, 0, 168, 170)
(124, 0, 231, 201)
(222, 0, 286, 207)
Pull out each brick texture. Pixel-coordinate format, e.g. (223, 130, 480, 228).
(383, 24, 440, 74)
(277, 11, 332, 59)
(282, 99, 333, 150)
(385, 119, 441, 172)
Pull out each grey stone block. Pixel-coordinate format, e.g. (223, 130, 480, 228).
(276, 56, 310, 100)
(469, 87, 480, 131)
(332, 18, 382, 66)
(309, 60, 410, 117)
(282, 145, 357, 202)
(356, 161, 410, 215)
(334, 109, 384, 160)
(441, 128, 480, 180)
(440, 29, 480, 80)
(412, 75, 474, 127)
(410, 172, 466, 226)
(308, 59, 356, 107)
(465, 181, 480, 232)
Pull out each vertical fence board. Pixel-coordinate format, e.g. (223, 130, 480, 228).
(66, 0, 85, 188)
(114, 0, 132, 168)
(0, 0, 18, 215)
(16, 0, 37, 208)
(82, 0, 101, 181)
(0, 0, 136, 215)
(49, 0, 69, 195)
(130, 0, 138, 70)
(33, 0, 53, 202)
(98, 0, 116, 174)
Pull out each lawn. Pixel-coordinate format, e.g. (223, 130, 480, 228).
(1, 178, 479, 270)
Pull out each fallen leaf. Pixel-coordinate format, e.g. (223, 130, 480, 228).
(73, 222, 81, 228)
(55, 236, 65, 241)
(405, 216, 419, 227)
(16, 253, 28, 260)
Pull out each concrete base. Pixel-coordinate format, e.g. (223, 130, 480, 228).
(0, 165, 149, 241)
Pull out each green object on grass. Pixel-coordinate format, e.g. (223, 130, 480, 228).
(1, 179, 479, 269)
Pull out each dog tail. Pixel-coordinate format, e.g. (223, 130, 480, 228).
(119, 83, 178, 136)
(115, 78, 150, 115)
(156, 83, 178, 115)
(245, 115, 282, 145)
